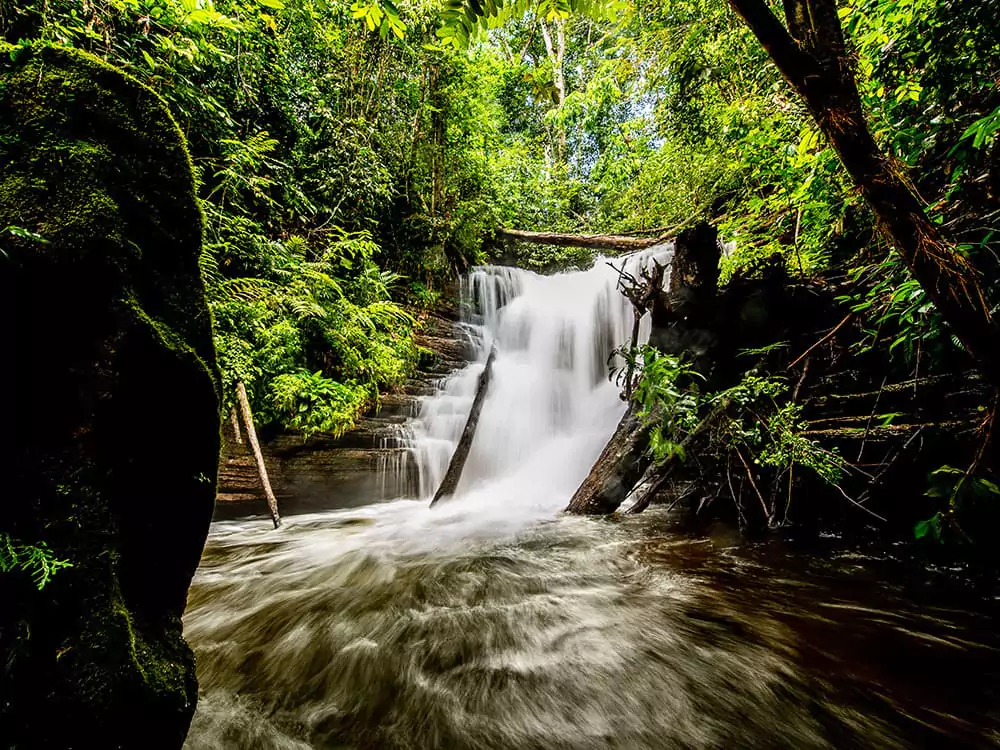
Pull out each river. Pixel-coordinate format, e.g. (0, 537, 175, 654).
(183, 257, 1000, 749)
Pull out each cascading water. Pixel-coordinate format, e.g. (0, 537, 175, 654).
(399, 248, 670, 507)
(183, 252, 1000, 750)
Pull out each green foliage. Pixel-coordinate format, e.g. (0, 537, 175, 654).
(408, 281, 442, 308)
(268, 370, 368, 439)
(0, 533, 72, 590)
(711, 374, 845, 486)
(916, 465, 1000, 544)
(628, 347, 844, 507)
(838, 251, 958, 367)
(627, 346, 703, 462)
(435, 0, 625, 49)
(206, 226, 417, 435)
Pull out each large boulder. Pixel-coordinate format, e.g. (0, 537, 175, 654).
(0, 43, 220, 748)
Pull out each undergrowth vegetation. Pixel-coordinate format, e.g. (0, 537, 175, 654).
(629, 347, 847, 527)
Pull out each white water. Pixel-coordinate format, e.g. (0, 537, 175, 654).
(184, 247, 1000, 750)
(397, 247, 673, 514)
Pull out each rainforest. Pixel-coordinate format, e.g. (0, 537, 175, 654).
(2, 0, 1000, 746)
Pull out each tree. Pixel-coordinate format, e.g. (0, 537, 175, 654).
(726, 0, 1000, 384)
(538, 15, 568, 160)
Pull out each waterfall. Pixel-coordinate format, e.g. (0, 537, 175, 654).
(388, 245, 674, 508)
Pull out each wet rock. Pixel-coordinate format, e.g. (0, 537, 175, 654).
(0, 44, 220, 748)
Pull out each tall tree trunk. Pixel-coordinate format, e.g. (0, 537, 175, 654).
(430, 345, 497, 508)
(728, 0, 1000, 385)
(540, 18, 568, 161)
(235, 381, 281, 529)
(229, 406, 243, 445)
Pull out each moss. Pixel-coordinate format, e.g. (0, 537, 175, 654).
(0, 42, 220, 748)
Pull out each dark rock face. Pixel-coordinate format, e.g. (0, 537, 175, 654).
(0, 44, 220, 748)
(649, 223, 721, 373)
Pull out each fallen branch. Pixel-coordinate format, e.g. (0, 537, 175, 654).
(430, 345, 498, 508)
(735, 445, 771, 521)
(788, 314, 851, 369)
(236, 381, 281, 529)
(621, 398, 732, 515)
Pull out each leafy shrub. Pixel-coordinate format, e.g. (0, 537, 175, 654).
(268, 370, 368, 439)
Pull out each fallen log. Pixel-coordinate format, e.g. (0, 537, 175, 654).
(620, 399, 730, 515)
(496, 228, 669, 252)
(565, 409, 653, 515)
(430, 344, 498, 508)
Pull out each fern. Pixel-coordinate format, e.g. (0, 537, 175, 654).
(219, 276, 277, 302)
(0, 533, 72, 590)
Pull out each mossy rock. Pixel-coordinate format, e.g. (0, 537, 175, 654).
(0, 43, 220, 748)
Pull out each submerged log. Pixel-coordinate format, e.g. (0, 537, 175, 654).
(496, 228, 669, 252)
(430, 345, 498, 508)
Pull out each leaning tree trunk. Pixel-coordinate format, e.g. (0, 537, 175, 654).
(229, 406, 243, 445)
(565, 410, 654, 514)
(235, 381, 281, 528)
(430, 345, 498, 508)
(728, 0, 1000, 385)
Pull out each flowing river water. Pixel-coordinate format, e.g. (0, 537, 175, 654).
(184, 256, 1000, 749)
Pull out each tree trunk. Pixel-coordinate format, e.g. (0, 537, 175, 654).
(229, 406, 243, 445)
(540, 18, 567, 161)
(235, 381, 281, 529)
(430, 345, 498, 508)
(565, 409, 653, 514)
(496, 228, 669, 251)
(728, 0, 1000, 385)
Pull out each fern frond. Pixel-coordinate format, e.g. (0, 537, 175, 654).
(286, 294, 328, 320)
(0, 534, 72, 590)
(363, 301, 416, 328)
(219, 277, 277, 302)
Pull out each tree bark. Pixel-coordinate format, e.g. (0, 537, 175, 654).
(430, 345, 498, 508)
(236, 381, 281, 529)
(229, 406, 243, 445)
(496, 228, 669, 251)
(565, 409, 654, 514)
(540, 18, 568, 161)
(728, 0, 1000, 385)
